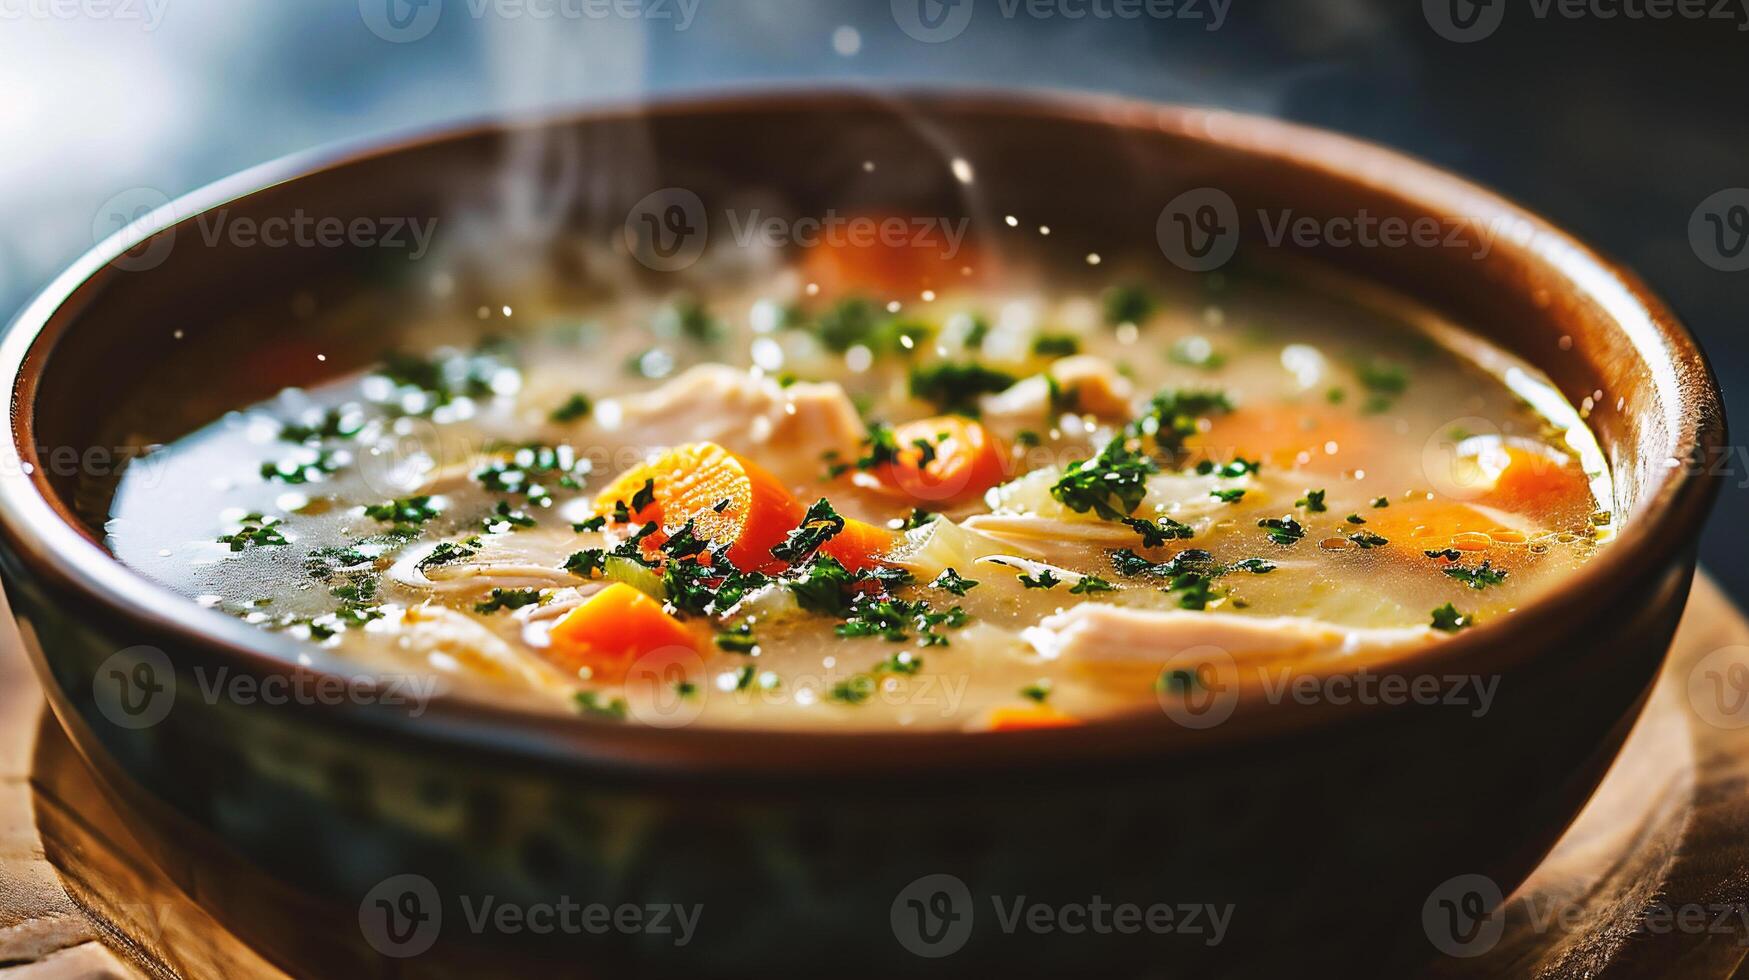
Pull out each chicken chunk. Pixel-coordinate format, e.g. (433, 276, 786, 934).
(1024, 603, 1437, 671)
(979, 355, 1136, 425)
(596, 365, 866, 487)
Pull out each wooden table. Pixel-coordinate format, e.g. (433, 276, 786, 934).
(5, 577, 1749, 979)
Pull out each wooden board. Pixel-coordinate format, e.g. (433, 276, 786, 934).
(4, 576, 1749, 979)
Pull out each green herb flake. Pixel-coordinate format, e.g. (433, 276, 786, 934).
(1050, 437, 1160, 521)
(716, 624, 759, 654)
(771, 498, 847, 565)
(828, 674, 877, 705)
(278, 407, 365, 444)
(1103, 284, 1156, 327)
(907, 362, 1018, 415)
(1357, 359, 1408, 414)
(1123, 516, 1195, 547)
(1069, 575, 1116, 594)
(1032, 333, 1082, 357)
(898, 508, 937, 531)
(787, 554, 856, 616)
(1431, 603, 1473, 633)
(549, 393, 593, 423)
(1130, 390, 1233, 457)
(473, 588, 543, 614)
(483, 500, 537, 533)
(873, 651, 923, 676)
(1259, 515, 1307, 546)
(563, 549, 608, 578)
(1443, 560, 1509, 590)
(574, 690, 628, 721)
(364, 495, 442, 526)
(931, 568, 980, 596)
(260, 450, 342, 485)
(418, 538, 480, 571)
(1296, 489, 1328, 513)
(217, 513, 288, 552)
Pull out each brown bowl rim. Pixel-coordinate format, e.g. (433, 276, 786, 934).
(0, 88, 1727, 781)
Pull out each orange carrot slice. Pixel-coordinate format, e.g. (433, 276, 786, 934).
(594, 442, 805, 572)
(1365, 499, 1531, 560)
(819, 517, 899, 573)
(799, 213, 979, 295)
(1189, 403, 1363, 471)
(1470, 441, 1593, 519)
(547, 583, 700, 681)
(986, 705, 1080, 731)
(871, 416, 1009, 506)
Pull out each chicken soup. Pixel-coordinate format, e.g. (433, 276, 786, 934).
(109, 270, 1611, 730)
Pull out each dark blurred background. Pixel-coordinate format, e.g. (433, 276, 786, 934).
(2, 0, 1743, 594)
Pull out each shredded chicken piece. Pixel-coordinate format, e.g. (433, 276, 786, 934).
(389, 533, 590, 595)
(389, 604, 572, 693)
(1024, 604, 1438, 670)
(596, 365, 866, 486)
(980, 355, 1135, 423)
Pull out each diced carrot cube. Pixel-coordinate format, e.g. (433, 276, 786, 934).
(547, 583, 700, 682)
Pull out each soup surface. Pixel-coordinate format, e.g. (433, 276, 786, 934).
(109, 265, 1611, 730)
